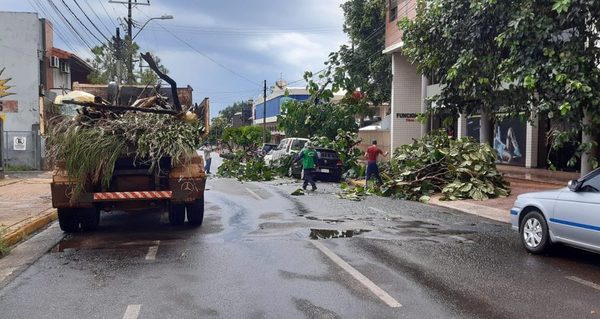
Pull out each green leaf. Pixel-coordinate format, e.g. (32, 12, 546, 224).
(419, 195, 431, 203)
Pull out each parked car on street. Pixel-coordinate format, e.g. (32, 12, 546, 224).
(260, 143, 278, 156)
(289, 147, 343, 182)
(264, 138, 309, 166)
(511, 168, 600, 254)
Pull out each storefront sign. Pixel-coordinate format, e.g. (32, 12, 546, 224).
(395, 113, 418, 119)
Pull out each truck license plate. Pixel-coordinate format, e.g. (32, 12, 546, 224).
(319, 168, 329, 173)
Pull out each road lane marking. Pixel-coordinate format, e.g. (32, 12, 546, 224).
(123, 304, 141, 319)
(245, 187, 263, 200)
(566, 276, 600, 291)
(369, 207, 387, 214)
(145, 241, 160, 260)
(311, 240, 402, 308)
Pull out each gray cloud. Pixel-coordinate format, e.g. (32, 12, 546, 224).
(3, 0, 348, 117)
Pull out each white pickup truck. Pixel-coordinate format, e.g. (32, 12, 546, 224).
(264, 138, 309, 166)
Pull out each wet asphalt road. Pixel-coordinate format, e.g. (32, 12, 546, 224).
(0, 177, 599, 318)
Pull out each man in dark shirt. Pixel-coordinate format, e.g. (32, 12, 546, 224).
(364, 140, 388, 186)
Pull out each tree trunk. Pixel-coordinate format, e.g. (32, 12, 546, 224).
(421, 75, 430, 137)
(479, 108, 492, 145)
(581, 108, 595, 177)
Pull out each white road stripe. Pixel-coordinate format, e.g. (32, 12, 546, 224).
(123, 304, 141, 319)
(245, 187, 263, 200)
(566, 276, 600, 291)
(145, 241, 160, 260)
(311, 240, 402, 308)
(368, 207, 387, 214)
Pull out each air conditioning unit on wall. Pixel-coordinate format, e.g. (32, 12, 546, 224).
(60, 62, 70, 74)
(50, 56, 60, 68)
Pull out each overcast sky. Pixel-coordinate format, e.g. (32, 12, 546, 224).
(3, 0, 349, 117)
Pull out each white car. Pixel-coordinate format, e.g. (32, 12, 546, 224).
(264, 138, 309, 166)
(511, 168, 600, 254)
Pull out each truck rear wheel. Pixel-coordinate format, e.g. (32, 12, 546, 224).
(81, 208, 100, 231)
(57, 208, 79, 233)
(169, 203, 186, 225)
(186, 200, 204, 226)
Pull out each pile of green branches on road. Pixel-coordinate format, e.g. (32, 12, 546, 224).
(217, 153, 295, 182)
(336, 182, 372, 201)
(47, 112, 204, 197)
(380, 130, 510, 202)
(217, 152, 274, 181)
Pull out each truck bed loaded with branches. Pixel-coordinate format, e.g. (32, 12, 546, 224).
(47, 53, 210, 232)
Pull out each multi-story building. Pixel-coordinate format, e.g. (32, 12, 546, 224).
(383, 0, 423, 153)
(383, 1, 586, 172)
(0, 12, 91, 170)
(252, 80, 311, 143)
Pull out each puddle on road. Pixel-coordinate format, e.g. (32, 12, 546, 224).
(309, 228, 371, 240)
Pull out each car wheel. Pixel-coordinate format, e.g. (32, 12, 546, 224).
(519, 211, 551, 254)
(169, 203, 186, 226)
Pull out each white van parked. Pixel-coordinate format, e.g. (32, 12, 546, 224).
(264, 138, 309, 166)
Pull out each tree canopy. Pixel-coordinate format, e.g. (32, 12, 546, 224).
(87, 38, 168, 85)
(207, 100, 253, 144)
(400, 0, 600, 168)
(339, 0, 391, 105)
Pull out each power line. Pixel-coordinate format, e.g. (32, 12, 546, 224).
(46, 0, 94, 50)
(28, 0, 78, 53)
(154, 22, 262, 87)
(288, 67, 327, 85)
(144, 25, 341, 36)
(60, 0, 106, 44)
(99, 0, 117, 28)
(82, 0, 113, 35)
(72, 0, 111, 42)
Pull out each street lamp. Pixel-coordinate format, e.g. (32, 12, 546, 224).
(132, 15, 174, 40)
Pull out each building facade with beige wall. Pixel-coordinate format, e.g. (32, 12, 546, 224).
(383, 0, 424, 152)
(382, 0, 575, 172)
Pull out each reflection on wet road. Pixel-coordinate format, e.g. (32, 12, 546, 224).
(0, 178, 599, 318)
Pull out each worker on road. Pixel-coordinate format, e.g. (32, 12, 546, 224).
(365, 140, 388, 186)
(294, 142, 319, 191)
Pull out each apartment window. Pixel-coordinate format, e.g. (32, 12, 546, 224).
(389, 0, 398, 22)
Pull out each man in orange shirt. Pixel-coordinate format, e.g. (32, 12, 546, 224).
(364, 140, 388, 186)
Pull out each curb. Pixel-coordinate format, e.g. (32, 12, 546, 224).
(348, 179, 510, 224)
(1, 209, 58, 247)
(428, 196, 510, 224)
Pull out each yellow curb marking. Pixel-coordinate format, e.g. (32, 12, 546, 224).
(1, 210, 58, 247)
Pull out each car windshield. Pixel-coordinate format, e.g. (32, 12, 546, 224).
(291, 140, 307, 151)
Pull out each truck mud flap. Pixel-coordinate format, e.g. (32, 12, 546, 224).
(169, 178, 206, 203)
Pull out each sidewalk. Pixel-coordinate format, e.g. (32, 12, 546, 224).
(352, 176, 564, 223)
(0, 172, 57, 248)
(430, 177, 563, 223)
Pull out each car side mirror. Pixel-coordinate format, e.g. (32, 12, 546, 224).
(568, 179, 580, 192)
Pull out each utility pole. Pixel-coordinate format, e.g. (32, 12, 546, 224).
(113, 27, 122, 84)
(263, 80, 268, 143)
(109, 0, 150, 83)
